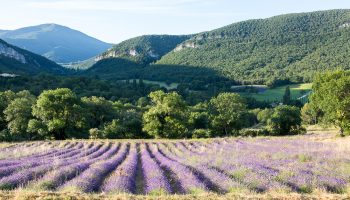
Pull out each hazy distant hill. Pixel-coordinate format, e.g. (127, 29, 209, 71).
(0, 24, 112, 63)
(0, 39, 66, 75)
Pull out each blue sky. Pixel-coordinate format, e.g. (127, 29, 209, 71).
(0, 0, 350, 43)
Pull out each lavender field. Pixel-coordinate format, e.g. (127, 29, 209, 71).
(0, 134, 349, 197)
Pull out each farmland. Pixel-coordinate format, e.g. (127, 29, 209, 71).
(239, 83, 312, 102)
(0, 131, 349, 199)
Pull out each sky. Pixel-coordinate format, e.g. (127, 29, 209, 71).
(0, 0, 350, 44)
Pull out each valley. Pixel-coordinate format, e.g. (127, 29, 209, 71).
(1, 6, 350, 200)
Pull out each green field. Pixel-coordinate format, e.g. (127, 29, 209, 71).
(240, 83, 312, 102)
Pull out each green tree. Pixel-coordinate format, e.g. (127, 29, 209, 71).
(283, 86, 291, 105)
(309, 71, 350, 136)
(32, 88, 85, 140)
(209, 93, 247, 136)
(4, 94, 36, 140)
(267, 105, 302, 135)
(101, 119, 124, 139)
(142, 91, 188, 138)
(301, 103, 318, 125)
(257, 108, 274, 124)
(0, 91, 16, 130)
(81, 96, 115, 128)
(27, 119, 48, 139)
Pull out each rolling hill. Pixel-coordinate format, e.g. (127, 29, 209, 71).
(95, 35, 191, 65)
(0, 24, 112, 63)
(0, 39, 66, 75)
(155, 9, 350, 84)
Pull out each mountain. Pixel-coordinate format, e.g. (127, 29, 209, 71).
(156, 9, 350, 84)
(0, 39, 66, 75)
(95, 35, 191, 65)
(85, 35, 192, 79)
(0, 24, 112, 63)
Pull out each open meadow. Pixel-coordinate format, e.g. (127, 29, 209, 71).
(0, 128, 349, 199)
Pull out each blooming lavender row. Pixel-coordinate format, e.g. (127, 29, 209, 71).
(158, 143, 242, 193)
(147, 143, 206, 194)
(60, 143, 129, 193)
(0, 142, 79, 167)
(0, 143, 105, 190)
(31, 143, 120, 190)
(139, 143, 171, 194)
(101, 143, 138, 194)
(0, 142, 96, 180)
(0, 142, 85, 168)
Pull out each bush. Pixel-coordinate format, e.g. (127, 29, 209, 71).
(267, 105, 302, 135)
(239, 129, 269, 137)
(89, 128, 103, 139)
(0, 129, 12, 141)
(192, 129, 211, 138)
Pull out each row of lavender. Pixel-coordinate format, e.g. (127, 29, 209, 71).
(0, 137, 348, 194)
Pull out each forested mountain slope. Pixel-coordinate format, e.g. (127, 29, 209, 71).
(157, 9, 350, 84)
(95, 35, 191, 65)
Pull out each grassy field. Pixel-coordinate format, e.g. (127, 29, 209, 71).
(240, 83, 312, 102)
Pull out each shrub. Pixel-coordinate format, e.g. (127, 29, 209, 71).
(89, 128, 103, 139)
(192, 129, 211, 139)
(239, 129, 269, 137)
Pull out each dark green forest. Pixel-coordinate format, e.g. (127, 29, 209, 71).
(157, 10, 350, 84)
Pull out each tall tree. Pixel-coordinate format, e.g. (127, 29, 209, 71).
(267, 105, 302, 135)
(4, 93, 36, 140)
(283, 86, 291, 105)
(209, 93, 247, 136)
(81, 96, 115, 128)
(0, 91, 16, 130)
(32, 88, 85, 140)
(309, 71, 350, 136)
(142, 91, 188, 138)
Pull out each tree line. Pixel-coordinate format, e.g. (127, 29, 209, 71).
(0, 88, 305, 141)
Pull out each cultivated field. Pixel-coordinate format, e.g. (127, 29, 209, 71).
(240, 83, 312, 101)
(0, 132, 349, 199)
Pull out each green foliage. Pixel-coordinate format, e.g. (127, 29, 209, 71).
(309, 70, 350, 135)
(4, 93, 36, 140)
(301, 103, 318, 125)
(142, 91, 188, 138)
(157, 10, 350, 84)
(191, 129, 211, 139)
(282, 86, 291, 105)
(267, 105, 303, 135)
(101, 35, 191, 65)
(100, 119, 124, 139)
(81, 96, 115, 128)
(32, 88, 86, 140)
(209, 93, 247, 136)
(257, 108, 274, 124)
(89, 128, 102, 140)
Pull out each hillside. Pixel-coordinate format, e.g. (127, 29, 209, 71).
(0, 39, 66, 75)
(156, 9, 350, 84)
(95, 35, 191, 65)
(0, 24, 112, 63)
